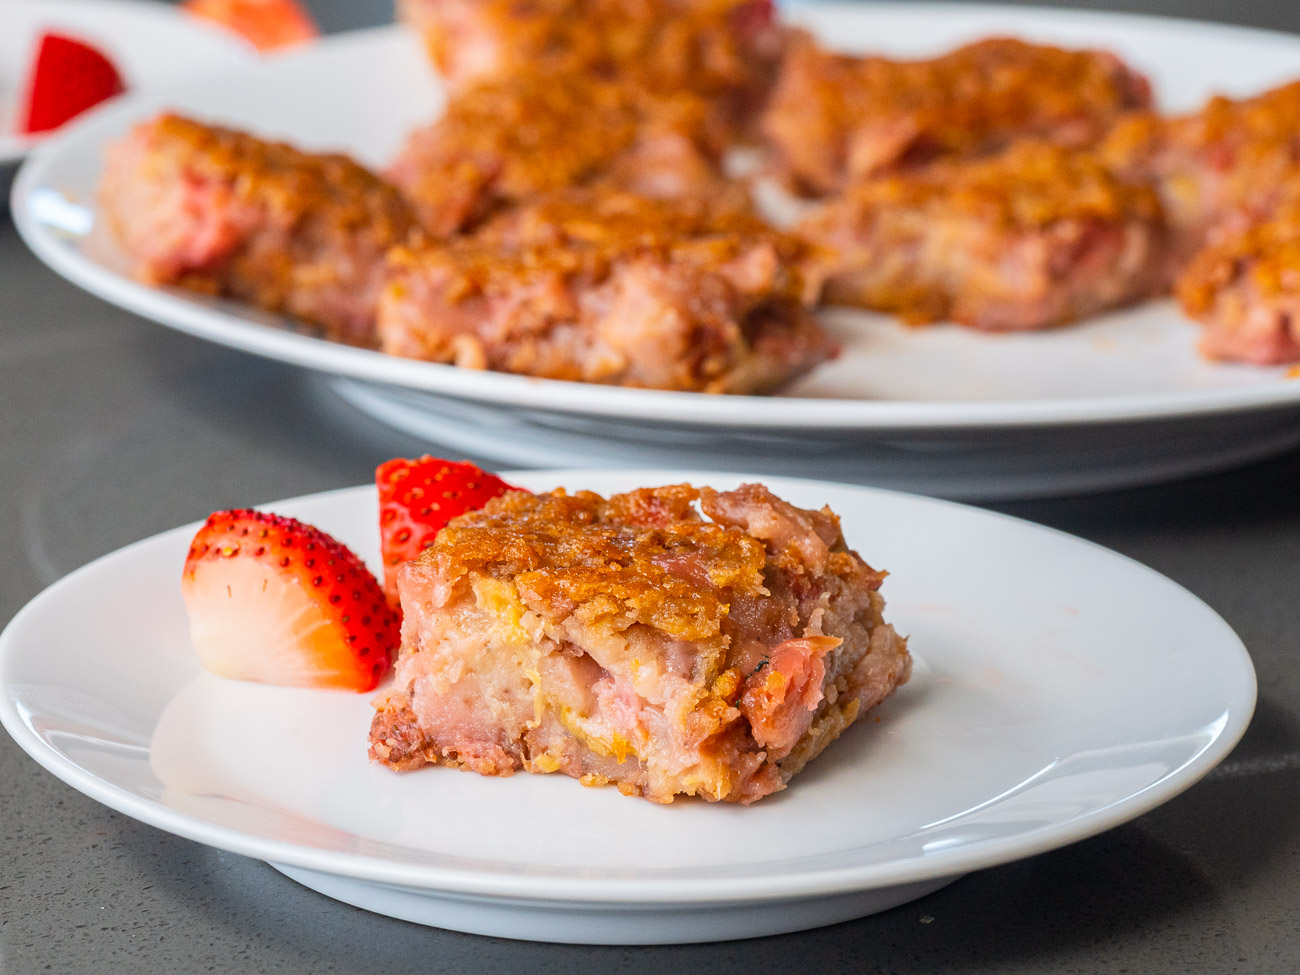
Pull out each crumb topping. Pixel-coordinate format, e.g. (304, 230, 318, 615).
(428, 486, 771, 640)
(1178, 197, 1300, 309)
(830, 140, 1162, 229)
(145, 113, 418, 238)
(385, 189, 812, 305)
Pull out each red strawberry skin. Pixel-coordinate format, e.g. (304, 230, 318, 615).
(182, 509, 399, 691)
(20, 33, 127, 135)
(376, 457, 520, 603)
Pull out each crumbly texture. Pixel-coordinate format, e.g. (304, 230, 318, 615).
(369, 483, 910, 804)
(800, 140, 1168, 330)
(386, 71, 744, 236)
(99, 113, 423, 346)
(762, 33, 1152, 196)
(1102, 81, 1300, 273)
(377, 189, 833, 392)
(1176, 195, 1300, 364)
(397, 0, 784, 129)
(388, 0, 784, 233)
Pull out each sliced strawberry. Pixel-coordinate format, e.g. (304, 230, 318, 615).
(181, 509, 399, 691)
(376, 457, 521, 603)
(182, 0, 319, 52)
(20, 33, 127, 135)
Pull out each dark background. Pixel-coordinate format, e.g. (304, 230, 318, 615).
(3, 1, 1300, 972)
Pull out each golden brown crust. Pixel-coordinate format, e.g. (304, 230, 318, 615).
(388, 189, 816, 307)
(388, 75, 641, 235)
(841, 141, 1161, 228)
(386, 72, 742, 235)
(100, 113, 422, 345)
(1174, 193, 1300, 364)
(799, 140, 1167, 328)
(1178, 205, 1300, 313)
(141, 113, 418, 246)
(474, 188, 765, 248)
(1100, 81, 1300, 265)
(400, 0, 782, 108)
(428, 487, 770, 641)
(763, 34, 1151, 195)
(1103, 82, 1300, 190)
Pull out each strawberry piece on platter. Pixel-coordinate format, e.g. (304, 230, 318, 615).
(20, 32, 127, 135)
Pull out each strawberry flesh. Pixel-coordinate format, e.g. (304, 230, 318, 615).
(182, 509, 399, 691)
(376, 457, 521, 604)
(20, 33, 127, 135)
(182, 0, 319, 52)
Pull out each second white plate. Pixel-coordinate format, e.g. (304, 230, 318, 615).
(15, 3, 1300, 496)
(0, 471, 1256, 943)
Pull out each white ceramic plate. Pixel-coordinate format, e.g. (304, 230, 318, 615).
(0, 0, 251, 174)
(0, 472, 1256, 943)
(14, 3, 1300, 498)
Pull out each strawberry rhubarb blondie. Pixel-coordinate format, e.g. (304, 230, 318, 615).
(386, 69, 743, 236)
(799, 140, 1168, 330)
(100, 113, 424, 345)
(398, 0, 784, 130)
(369, 482, 910, 804)
(378, 189, 833, 392)
(762, 34, 1152, 196)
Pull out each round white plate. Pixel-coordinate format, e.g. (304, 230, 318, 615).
(0, 0, 251, 176)
(0, 472, 1256, 943)
(13, 4, 1300, 498)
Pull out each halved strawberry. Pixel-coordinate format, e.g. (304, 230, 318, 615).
(20, 33, 127, 135)
(182, 0, 319, 52)
(181, 509, 399, 691)
(377, 457, 521, 603)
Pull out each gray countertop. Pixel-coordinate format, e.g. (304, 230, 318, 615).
(3, 1, 1300, 971)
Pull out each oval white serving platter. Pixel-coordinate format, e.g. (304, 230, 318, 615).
(14, 4, 1300, 496)
(0, 471, 1256, 943)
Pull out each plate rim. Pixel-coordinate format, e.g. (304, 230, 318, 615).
(0, 471, 1258, 905)
(14, 4, 1300, 430)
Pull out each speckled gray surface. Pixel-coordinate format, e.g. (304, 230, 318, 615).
(3, 1, 1300, 972)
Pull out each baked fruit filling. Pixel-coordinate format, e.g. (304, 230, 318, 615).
(369, 482, 910, 803)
